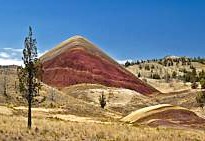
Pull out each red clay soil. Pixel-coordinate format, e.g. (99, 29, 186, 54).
(41, 37, 159, 95)
(137, 109, 205, 128)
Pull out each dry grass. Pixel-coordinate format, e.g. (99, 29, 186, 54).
(0, 114, 204, 141)
(0, 106, 13, 115)
(1, 66, 205, 141)
(62, 83, 157, 116)
(62, 83, 147, 107)
(146, 79, 190, 93)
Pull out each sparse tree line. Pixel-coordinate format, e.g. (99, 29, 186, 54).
(191, 57, 205, 64)
(124, 57, 205, 87)
(124, 56, 205, 68)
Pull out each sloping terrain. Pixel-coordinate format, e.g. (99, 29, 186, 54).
(62, 83, 205, 117)
(0, 66, 121, 120)
(40, 36, 159, 95)
(1, 65, 204, 118)
(127, 58, 205, 79)
(121, 104, 205, 129)
(0, 65, 205, 140)
(0, 65, 22, 104)
(62, 83, 158, 115)
(38, 84, 122, 120)
(62, 83, 148, 106)
(144, 78, 191, 93)
(126, 58, 205, 93)
(126, 62, 191, 93)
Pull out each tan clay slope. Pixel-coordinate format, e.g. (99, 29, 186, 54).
(121, 104, 178, 123)
(34, 83, 122, 120)
(40, 36, 159, 95)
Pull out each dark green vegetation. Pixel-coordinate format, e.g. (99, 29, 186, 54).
(99, 92, 106, 109)
(191, 82, 198, 89)
(151, 73, 161, 79)
(18, 27, 42, 129)
(196, 91, 205, 109)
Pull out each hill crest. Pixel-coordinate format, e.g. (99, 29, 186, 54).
(40, 35, 159, 95)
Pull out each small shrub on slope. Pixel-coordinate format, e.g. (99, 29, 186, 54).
(196, 91, 205, 109)
(99, 92, 106, 109)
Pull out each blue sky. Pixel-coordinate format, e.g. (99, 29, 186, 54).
(0, 0, 205, 65)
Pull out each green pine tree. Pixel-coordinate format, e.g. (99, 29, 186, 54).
(18, 27, 42, 129)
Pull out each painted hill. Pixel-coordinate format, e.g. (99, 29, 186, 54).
(121, 104, 205, 128)
(40, 35, 159, 95)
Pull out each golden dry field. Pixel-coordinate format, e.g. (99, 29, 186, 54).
(0, 65, 205, 141)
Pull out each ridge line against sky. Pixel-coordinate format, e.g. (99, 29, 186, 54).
(0, 0, 205, 65)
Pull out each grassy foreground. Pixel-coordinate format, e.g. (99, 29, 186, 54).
(0, 115, 204, 141)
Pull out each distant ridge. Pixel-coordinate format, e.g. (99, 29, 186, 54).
(40, 35, 159, 95)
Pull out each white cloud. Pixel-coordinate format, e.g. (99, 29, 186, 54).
(0, 48, 47, 66)
(3, 48, 23, 52)
(0, 58, 23, 66)
(2, 47, 47, 57)
(116, 59, 133, 64)
(0, 52, 10, 58)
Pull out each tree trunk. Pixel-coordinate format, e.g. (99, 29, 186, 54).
(28, 98, 32, 129)
(28, 68, 33, 129)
